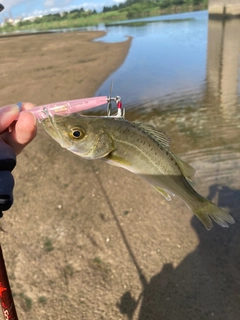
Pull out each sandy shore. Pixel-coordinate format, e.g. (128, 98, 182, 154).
(0, 31, 131, 106)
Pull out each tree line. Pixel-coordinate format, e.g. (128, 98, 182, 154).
(103, 0, 206, 12)
(1, 0, 207, 31)
(17, 8, 97, 27)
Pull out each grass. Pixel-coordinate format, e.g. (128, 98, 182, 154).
(43, 237, 54, 252)
(19, 293, 33, 312)
(62, 264, 74, 286)
(38, 296, 47, 305)
(90, 256, 111, 280)
(63, 264, 74, 278)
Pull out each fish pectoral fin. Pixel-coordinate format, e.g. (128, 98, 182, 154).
(153, 186, 172, 201)
(105, 152, 131, 168)
(174, 156, 195, 181)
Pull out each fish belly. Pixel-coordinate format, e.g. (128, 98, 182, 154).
(108, 135, 195, 204)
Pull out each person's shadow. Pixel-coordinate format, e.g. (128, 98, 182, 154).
(117, 184, 240, 320)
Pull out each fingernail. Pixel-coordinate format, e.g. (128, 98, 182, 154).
(1, 104, 20, 114)
(29, 111, 37, 125)
(17, 102, 22, 111)
(0, 104, 21, 127)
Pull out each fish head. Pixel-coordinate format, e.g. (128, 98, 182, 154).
(41, 113, 114, 159)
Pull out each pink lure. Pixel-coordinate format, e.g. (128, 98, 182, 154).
(18, 96, 107, 120)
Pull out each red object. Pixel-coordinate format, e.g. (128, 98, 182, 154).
(117, 101, 122, 109)
(0, 245, 18, 320)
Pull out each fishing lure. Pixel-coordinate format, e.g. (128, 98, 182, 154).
(18, 94, 125, 119)
(18, 96, 108, 120)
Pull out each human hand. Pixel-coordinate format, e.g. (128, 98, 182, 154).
(0, 103, 37, 215)
(0, 102, 37, 155)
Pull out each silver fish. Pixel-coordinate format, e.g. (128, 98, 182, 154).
(42, 114, 235, 230)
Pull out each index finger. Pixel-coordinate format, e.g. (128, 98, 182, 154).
(17, 102, 37, 111)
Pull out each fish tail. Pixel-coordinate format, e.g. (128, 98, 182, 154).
(192, 198, 235, 230)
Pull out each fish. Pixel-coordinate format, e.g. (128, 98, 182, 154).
(42, 114, 235, 230)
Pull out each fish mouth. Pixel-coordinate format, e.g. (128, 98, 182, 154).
(42, 114, 107, 159)
(41, 114, 71, 148)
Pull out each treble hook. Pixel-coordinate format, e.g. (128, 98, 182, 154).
(106, 96, 125, 118)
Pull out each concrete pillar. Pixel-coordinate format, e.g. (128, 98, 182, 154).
(206, 18, 240, 117)
(209, 0, 240, 18)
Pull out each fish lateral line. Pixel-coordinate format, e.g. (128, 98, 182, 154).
(109, 119, 193, 180)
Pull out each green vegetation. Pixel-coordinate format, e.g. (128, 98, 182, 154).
(43, 237, 54, 252)
(19, 293, 33, 312)
(91, 256, 111, 279)
(0, 0, 207, 33)
(38, 296, 47, 305)
(62, 263, 74, 285)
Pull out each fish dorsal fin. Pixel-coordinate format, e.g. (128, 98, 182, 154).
(133, 122, 171, 149)
(174, 155, 195, 181)
(133, 121, 195, 180)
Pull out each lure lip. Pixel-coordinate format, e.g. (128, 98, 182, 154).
(18, 96, 108, 120)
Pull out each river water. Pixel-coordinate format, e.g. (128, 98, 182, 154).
(92, 11, 240, 198)
(95, 11, 208, 108)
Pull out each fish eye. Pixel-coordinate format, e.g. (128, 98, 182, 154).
(69, 127, 85, 140)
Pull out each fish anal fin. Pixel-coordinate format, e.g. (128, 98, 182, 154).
(154, 186, 172, 201)
(174, 156, 195, 181)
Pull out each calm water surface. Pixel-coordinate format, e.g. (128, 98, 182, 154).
(95, 11, 208, 108)
(91, 11, 240, 199)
